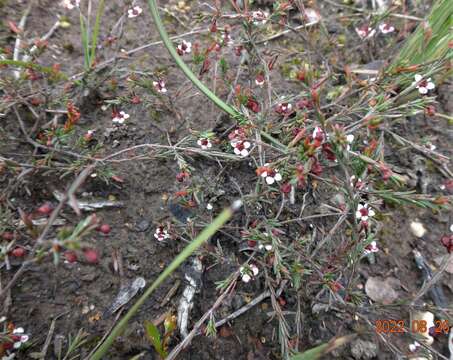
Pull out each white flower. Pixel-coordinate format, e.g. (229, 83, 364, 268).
(363, 241, 379, 255)
(379, 23, 395, 34)
(412, 74, 435, 95)
(154, 226, 169, 242)
(206, 203, 213, 210)
(355, 26, 376, 40)
(408, 341, 420, 352)
(153, 79, 167, 93)
(251, 10, 269, 25)
(355, 203, 375, 222)
(346, 134, 354, 150)
(258, 243, 273, 251)
(128, 6, 143, 18)
(12, 327, 29, 349)
(112, 111, 130, 125)
(197, 138, 212, 150)
(240, 264, 259, 283)
(177, 40, 192, 55)
(61, 0, 80, 10)
(233, 141, 251, 157)
(260, 164, 282, 185)
(255, 74, 265, 87)
(223, 32, 234, 47)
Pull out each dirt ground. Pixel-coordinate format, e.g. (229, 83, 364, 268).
(0, 0, 452, 359)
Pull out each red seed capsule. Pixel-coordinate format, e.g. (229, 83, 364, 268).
(84, 249, 99, 264)
(98, 224, 111, 235)
(37, 202, 53, 215)
(11, 247, 26, 257)
(64, 251, 78, 263)
(1, 232, 14, 241)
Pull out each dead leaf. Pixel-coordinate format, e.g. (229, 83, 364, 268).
(365, 277, 400, 304)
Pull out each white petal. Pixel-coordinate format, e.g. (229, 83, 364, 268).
(346, 134, 354, 143)
(13, 328, 24, 334)
(251, 266, 259, 276)
(207, 142, 212, 148)
(274, 173, 282, 181)
(243, 141, 251, 149)
(362, 216, 368, 221)
(419, 87, 428, 94)
(197, 140, 202, 146)
(13, 342, 22, 349)
(261, 171, 268, 178)
(266, 176, 275, 185)
(357, 204, 364, 210)
(234, 147, 241, 155)
(355, 210, 362, 219)
(265, 244, 273, 251)
(427, 82, 435, 90)
(240, 149, 249, 157)
(20, 335, 29, 343)
(414, 74, 422, 82)
(242, 274, 251, 283)
(368, 209, 375, 217)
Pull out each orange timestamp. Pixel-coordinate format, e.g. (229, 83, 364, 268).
(375, 319, 450, 334)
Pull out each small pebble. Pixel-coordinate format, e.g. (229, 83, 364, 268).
(410, 221, 427, 238)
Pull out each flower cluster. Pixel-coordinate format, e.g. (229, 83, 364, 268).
(229, 128, 251, 157)
(240, 264, 259, 283)
(177, 40, 192, 56)
(112, 111, 129, 125)
(154, 226, 169, 242)
(128, 6, 143, 18)
(356, 22, 395, 40)
(256, 164, 283, 185)
(1, 326, 30, 357)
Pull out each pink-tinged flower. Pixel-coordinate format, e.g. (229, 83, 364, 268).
(197, 138, 212, 150)
(312, 126, 325, 145)
(275, 102, 293, 115)
(408, 341, 421, 353)
(355, 25, 376, 40)
(232, 140, 251, 157)
(84, 129, 95, 141)
(246, 98, 260, 113)
(412, 74, 435, 95)
(355, 203, 375, 222)
(363, 241, 379, 255)
(12, 327, 29, 349)
(112, 111, 130, 125)
(154, 226, 169, 242)
(128, 5, 143, 18)
(177, 40, 192, 55)
(255, 74, 265, 87)
(251, 10, 269, 25)
(350, 175, 364, 189)
(153, 79, 167, 93)
(228, 127, 247, 142)
(240, 264, 259, 283)
(379, 23, 395, 34)
(61, 0, 80, 10)
(257, 163, 283, 185)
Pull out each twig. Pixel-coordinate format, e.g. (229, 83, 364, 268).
(22, 19, 61, 63)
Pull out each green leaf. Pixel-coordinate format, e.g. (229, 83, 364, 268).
(290, 335, 356, 360)
(144, 320, 166, 358)
(90, 0, 105, 66)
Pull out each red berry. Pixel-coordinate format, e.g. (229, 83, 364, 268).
(11, 247, 25, 257)
(1, 232, 14, 241)
(64, 251, 78, 263)
(37, 202, 53, 215)
(84, 248, 99, 263)
(98, 224, 111, 235)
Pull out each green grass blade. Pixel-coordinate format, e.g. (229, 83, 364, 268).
(290, 335, 356, 360)
(79, 13, 90, 70)
(90, 200, 242, 360)
(90, 0, 105, 67)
